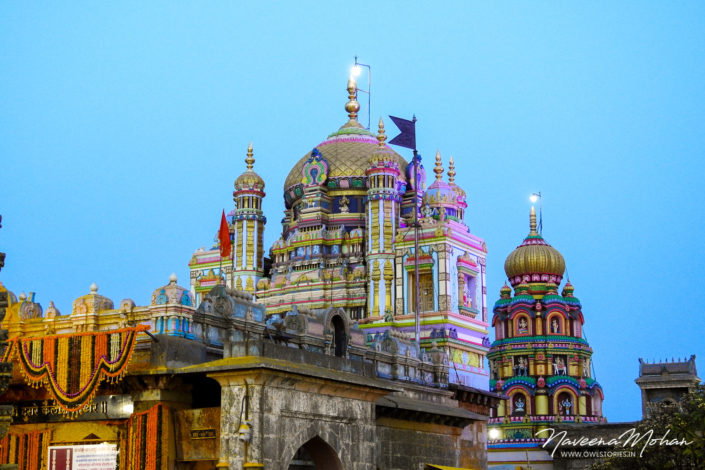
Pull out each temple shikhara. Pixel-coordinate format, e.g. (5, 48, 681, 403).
(486, 208, 605, 469)
(189, 76, 491, 390)
(0, 76, 502, 470)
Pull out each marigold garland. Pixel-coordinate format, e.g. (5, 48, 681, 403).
(0, 430, 51, 470)
(121, 403, 169, 470)
(3, 325, 149, 414)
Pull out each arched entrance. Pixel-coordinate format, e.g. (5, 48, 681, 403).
(288, 436, 343, 470)
(331, 315, 347, 357)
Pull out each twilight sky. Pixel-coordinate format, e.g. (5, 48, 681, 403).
(2, 2, 704, 422)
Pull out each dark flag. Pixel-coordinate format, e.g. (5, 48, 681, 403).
(218, 210, 232, 258)
(388, 115, 416, 150)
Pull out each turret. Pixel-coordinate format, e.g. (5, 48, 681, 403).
(232, 143, 267, 293)
(365, 118, 401, 318)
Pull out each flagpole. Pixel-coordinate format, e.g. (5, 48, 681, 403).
(386, 114, 421, 355)
(413, 143, 421, 355)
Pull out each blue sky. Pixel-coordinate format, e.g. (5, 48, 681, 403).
(2, 2, 704, 422)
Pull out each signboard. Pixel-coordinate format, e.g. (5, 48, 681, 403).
(13, 395, 133, 423)
(48, 444, 118, 470)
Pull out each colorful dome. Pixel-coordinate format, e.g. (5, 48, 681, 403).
(423, 151, 460, 208)
(283, 78, 407, 200)
(504, 207, 565, 282)
(72, 283, 114, 315)
(150, 273, 193, 307)
(234, 143, 265, 191)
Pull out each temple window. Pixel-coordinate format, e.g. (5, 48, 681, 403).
(557, 392, 574, 416)
(515, 315, 530, 336)
(511, 393, 528, 416)
(408, 270, 434, 313)
(547, 314, 563, 335)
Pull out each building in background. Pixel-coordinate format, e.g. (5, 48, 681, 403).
(486, 208, 605, 470)
(636, 355, 700, 418)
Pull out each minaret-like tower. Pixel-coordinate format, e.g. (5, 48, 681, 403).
(488, 207, 604, 447)
(232, 143, 267, 293)
(365, 118, 401, 318)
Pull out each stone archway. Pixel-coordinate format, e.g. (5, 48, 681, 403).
(288, 436, 343, 470)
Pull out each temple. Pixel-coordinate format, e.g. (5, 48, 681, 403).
(486, 208, 605, 469)
(189, 75, 491, 389)
(0, 77, 501, 470)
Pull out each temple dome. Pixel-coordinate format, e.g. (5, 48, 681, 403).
(504, 207, 565, 282)
(234, 143, 265, 191)
(283, 78, 407, 203)
(283, 122, 407, 194)
(150, 274, 193, 307)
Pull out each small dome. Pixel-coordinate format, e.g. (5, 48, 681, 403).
(234, 143, 265, 191)
(504, 207, 565, 283)
(500, 283, 512, 298)
(562, 281, 575, 297)
(72, 285, 114, 315)
(151, 274, 193, 307)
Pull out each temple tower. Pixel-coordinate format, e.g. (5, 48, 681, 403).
(488, 207, 605, 466)
(365, 118, 401, 318)
(232, 143, 267, 293)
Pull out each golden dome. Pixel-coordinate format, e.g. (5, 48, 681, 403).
(283, 79, 408, 196)
(504, 207, 565, 281)
(235, 143, 265, 190)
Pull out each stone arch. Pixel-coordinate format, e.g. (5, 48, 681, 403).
(323, 308, 350, 357)
(287, 434, 343, 470)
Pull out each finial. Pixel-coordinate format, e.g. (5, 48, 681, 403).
(448, 156, 456, 183)
(245, 142, 255, 171)
(529, 206, 538, 235)
(90, 282, 98, 293)
(433, 150, 443, 181)
(376, 117, 386, 148)
(345, 76, 360, 120)
(169, 273, 178, 284)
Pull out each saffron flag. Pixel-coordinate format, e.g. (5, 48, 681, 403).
(388, 115, 417, 150)
(218, 210, 231, 258)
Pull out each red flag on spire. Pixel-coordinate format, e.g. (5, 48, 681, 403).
(218, 210, 232, 258)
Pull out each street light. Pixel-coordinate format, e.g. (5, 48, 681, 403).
(530, 192, 543, 234)
(488, 427, 501, 440)
(351, 56, 371, 129)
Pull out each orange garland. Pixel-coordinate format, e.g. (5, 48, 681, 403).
(121, 403, 169, 470)
(4, 325, 149, 414)
(0, 430, 51, 470)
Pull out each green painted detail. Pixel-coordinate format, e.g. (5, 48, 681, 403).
(327, 127, 374, 138)
(546, 375, 579, 387)
(491, 335, 588, 346)
(504, 376, 537, 387)
(511, 295, 535, 304)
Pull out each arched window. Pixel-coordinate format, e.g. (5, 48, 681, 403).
(515, 315, 530, 336)
(331, 315, 347, 357)
(511, 393, 528, 416)
(557, 391, 574, 416)
(547, 313, 564, 335)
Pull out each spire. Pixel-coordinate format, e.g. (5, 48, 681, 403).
(245, 142, 255, 171)
(433, 150, 443, 181)
(448, 156, 456, 183)
(529, 206, 538, 235)
(376, 117, 386, 148)
(345, 76, 360, 121)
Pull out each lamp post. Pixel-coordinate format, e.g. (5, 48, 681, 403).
(351, 57, 371, 129)
(530, 192, 543, 234)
